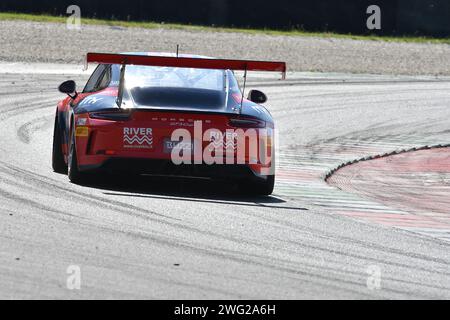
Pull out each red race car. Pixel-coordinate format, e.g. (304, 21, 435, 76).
(52, 52, 286, 195)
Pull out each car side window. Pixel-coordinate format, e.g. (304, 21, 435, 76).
(83, 64, 106, 93)
(96, 66, 111, 91)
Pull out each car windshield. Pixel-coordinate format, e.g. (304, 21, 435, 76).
(124, 65, 226, 109)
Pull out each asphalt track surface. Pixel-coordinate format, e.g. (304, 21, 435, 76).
(0, 62, 449, 299)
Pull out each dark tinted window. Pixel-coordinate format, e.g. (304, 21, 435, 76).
(83, 64, 106, 93)
(97, 66, 111, 90)
(130, 87, 225, 109)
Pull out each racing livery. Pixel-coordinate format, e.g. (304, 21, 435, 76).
(52, 52, 286, 195)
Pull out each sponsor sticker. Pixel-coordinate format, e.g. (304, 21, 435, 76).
(208, 131, 237, 150)
(76, 117, 87, 126)
(75, 126, 89, 137)
(83, 96, 104, 105)
(123, 127, 153, 149)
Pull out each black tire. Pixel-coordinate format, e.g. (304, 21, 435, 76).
(240, 175, 275, 196)
(52, 116, 67, 174)
(67, 124, 85, 183)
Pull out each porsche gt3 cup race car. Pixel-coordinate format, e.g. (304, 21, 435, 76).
(52, 52, 286, 195)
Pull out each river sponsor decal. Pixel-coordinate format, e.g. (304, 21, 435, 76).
(169, 121, 275, 175)
(123, 127, 153, 149)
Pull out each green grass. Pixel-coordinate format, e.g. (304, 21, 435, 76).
(1, 12, 449, 44)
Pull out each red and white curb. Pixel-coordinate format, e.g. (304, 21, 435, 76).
(275, 134, 450, 242)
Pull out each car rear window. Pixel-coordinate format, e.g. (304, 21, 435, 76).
(124, 66, 226, 109)
(130, 87, 225, 109)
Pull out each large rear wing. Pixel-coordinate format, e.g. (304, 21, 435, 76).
(86, 52, 286, 111)
(86, 52, 287, 80)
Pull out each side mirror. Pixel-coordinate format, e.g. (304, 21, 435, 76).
(58, 80, 77, 99)
(247, 89, 267, 104)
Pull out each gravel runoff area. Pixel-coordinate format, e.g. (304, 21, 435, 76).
(0, 20, 450, 75)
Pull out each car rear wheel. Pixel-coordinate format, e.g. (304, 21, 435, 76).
(52, 116, 67, 174)
(240, 175, 275, 196)
(67, 125, 85, 183)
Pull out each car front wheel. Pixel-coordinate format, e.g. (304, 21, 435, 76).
(52, 116, 67, 174)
